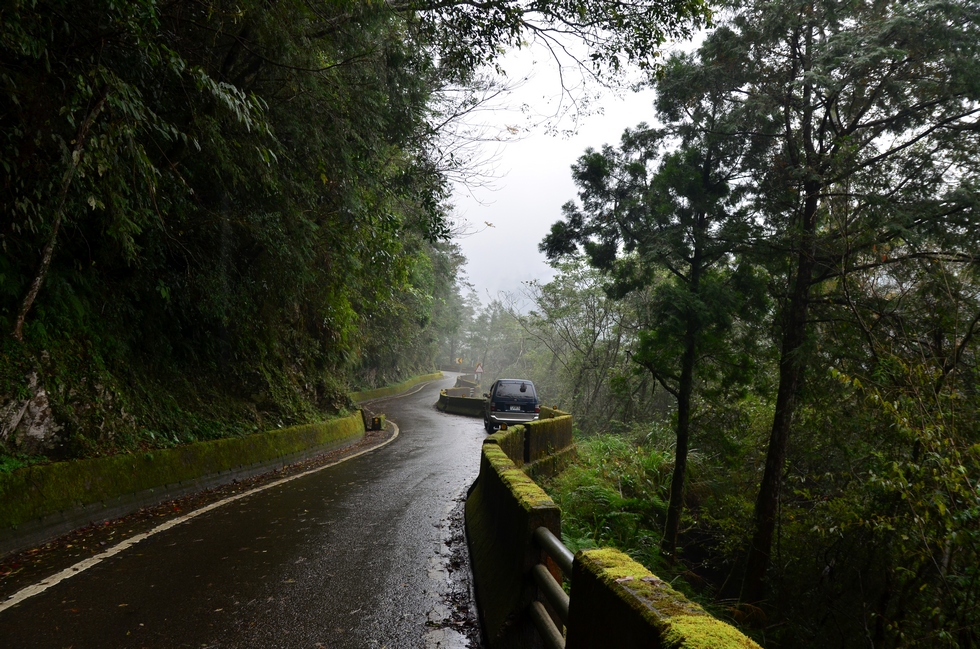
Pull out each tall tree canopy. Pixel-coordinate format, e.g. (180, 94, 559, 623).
(0, 0, 712, 455)
(540, 0, 980, 643)
(696, 0, 980, 603)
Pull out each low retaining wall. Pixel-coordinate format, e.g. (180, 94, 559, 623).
(1, 371, 442, 557)
(433, 396, 577, 475)
(488, 413, 576, 480)
(566, 548, 760, 649)
(455, 376, 479, 389)
(350, 371, 443, 402)
(436, 390, 485, 417)
(490, 426, 526, 468)
(523, 443, 578, 482)
(0, 412, 365, 556)
(538, 405, 568, 419)
(465, 439, 561, 648)
(525, 415, 573, 465)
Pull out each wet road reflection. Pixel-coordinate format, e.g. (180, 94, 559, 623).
(0, 374, 486, 648)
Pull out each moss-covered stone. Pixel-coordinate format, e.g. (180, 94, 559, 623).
(567, 548, 760, 649)
(487, 425, 525, 466)
(523, 443, 578, 480)
(524, 414, 573, 463)
(539, 405, 570, 419)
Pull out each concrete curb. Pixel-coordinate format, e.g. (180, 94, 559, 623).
(1, 372, 437, 557)
(0, 415, 364, 556)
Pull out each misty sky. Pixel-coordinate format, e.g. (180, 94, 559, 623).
(449, 49, 658, 307)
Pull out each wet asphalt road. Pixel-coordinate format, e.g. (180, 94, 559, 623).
(0, 374, 487, 649)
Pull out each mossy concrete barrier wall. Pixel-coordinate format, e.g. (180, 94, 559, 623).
(538, 405, 569, 420)
(350, 371, 443, 403)
(492, 414, 575, 481)
(566, 548, 760, 649)
(488, 427, 526, 467)
(523, 443, 577, 482)
(525, 415, 573, 465)
(470, 407, 756, 648)
(483, 415, 576, 480)
(436, 391, 486, 417)
(465, 438, 561, 649)
(0, 413, 365, 556)
(0, 371, 438, 557)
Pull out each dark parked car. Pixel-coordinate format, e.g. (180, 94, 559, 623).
(483, 378, 540, 433)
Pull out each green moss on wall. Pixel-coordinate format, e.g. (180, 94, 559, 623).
(539, 406, 570, 419)
(524, 415, 573, 462)
(0, 413, 364, 532)
(664, 615, 761, 649)
(486, 425, 525, 466)
(577, 548, 761, 649)
(482, 444, 555, 512)
(350, 371, 443, 402)
(523, 444, 578, 481)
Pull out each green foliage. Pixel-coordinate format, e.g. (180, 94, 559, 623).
(0, 0, 465, 454)
(544, 432, 676, 570)
(412, 0, 712, 76)
(513, 261, 669, 431)
(533, 0, 980, 644)
(0, 451, 45, 474)
(1, 0, 713, 456)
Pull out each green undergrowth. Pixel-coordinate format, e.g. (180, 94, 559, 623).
(537, 422, 745, 612)
(540, 429, 676, 575)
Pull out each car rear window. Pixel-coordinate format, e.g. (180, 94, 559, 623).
(496, 382, 535, 398)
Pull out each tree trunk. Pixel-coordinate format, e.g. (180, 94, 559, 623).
(661, 319, 697, 559)
(742, 13, 820, 602)
(12, 90, 108, 341)
(742, 183, 819, 603)
(662, 217, 704, 559)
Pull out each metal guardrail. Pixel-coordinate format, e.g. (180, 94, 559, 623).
(535, 526, 574, 575)
(531, 526, 573, 649)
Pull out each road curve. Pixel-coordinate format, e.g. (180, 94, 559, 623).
(0, 374, 487, 648)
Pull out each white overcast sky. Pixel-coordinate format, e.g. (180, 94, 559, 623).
(448, 46, 660, 306)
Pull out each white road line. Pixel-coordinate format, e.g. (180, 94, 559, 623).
(0, 420, 401, 614)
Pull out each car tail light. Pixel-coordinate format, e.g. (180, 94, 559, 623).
(534, 405, 540, 413)
(490, 403, 496, 411)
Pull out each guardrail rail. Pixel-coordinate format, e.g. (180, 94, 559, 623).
(530, 526, 572, 649)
